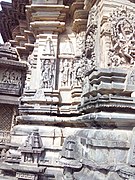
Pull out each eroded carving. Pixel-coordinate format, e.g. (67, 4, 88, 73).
(40, 59, 55, 89)
(1, 69, 22, 86)
(75, 62, 83, 85)
(43, 38, 55, 57)
(74, 8, 97, 83)
(85, 25, 96, 61)
(127, 67, 135, 85)
(60, 59, 71, 87)
(60, 135, 82, 179)
(108, 7, 135, 67)
(59, 37, 74, 56)
(76, 31, 86, 56)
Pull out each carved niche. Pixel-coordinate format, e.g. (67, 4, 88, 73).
(60, 59, 72, 87)
(40, 59, 55, 89)
(59, 37, 75, 56)
(108, 7, 135, 67)
(43, 38, 55, 57)
(39, 37, 56, 89)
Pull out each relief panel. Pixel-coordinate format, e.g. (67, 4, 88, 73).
(59, 58, 72, 87)
(0, 68, 24, 95)
(108, 7, 135, 67)
(40, 59, 55, 89)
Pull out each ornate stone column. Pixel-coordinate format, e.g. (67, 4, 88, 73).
(17, 1, 69, 118)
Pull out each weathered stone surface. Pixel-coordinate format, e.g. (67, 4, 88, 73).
(1, 0, 135, 179)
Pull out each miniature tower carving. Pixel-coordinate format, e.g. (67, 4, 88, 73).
(16, 128, 45, 180)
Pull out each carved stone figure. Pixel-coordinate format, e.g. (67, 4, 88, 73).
(76, 31, 86, 56)
(60, 59, 70, 86)
(109, 8, 135, 67)
(2, 0, 135, 180)
(74, 9, 97, 83)
(85, 24, 97, 60)
(1, 69, 22, 86)
(40, 59, 55, 88)
(75, 65, 83, 85)
(75, 53, 95, 85)
(127, 67, 135, 85)
(0, 148, 6, 160)
(2, 69, 10, 83)
(43, 38, 55, 57)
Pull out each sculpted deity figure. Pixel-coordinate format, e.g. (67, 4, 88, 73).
(1, 69, 22, 86)
(115, 20, 134, 62)
(2, 69, 10, 83)
(60, 59, 70, 86)
(127, 68, 135, 85)
(76, 31, 86, 56)
(109, 8, 135, 66)
(85, 30, 95, 59)
(41, 59, 54, 89)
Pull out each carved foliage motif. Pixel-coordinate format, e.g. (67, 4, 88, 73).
(40, 59, 55, 89)
(109, 7, 135, 67)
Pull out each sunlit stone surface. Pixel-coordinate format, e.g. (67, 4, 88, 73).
(0, 0, 135, 179)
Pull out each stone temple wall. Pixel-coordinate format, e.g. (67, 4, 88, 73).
(59, 0, 135, 179)
(0, 0, 135, 180)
